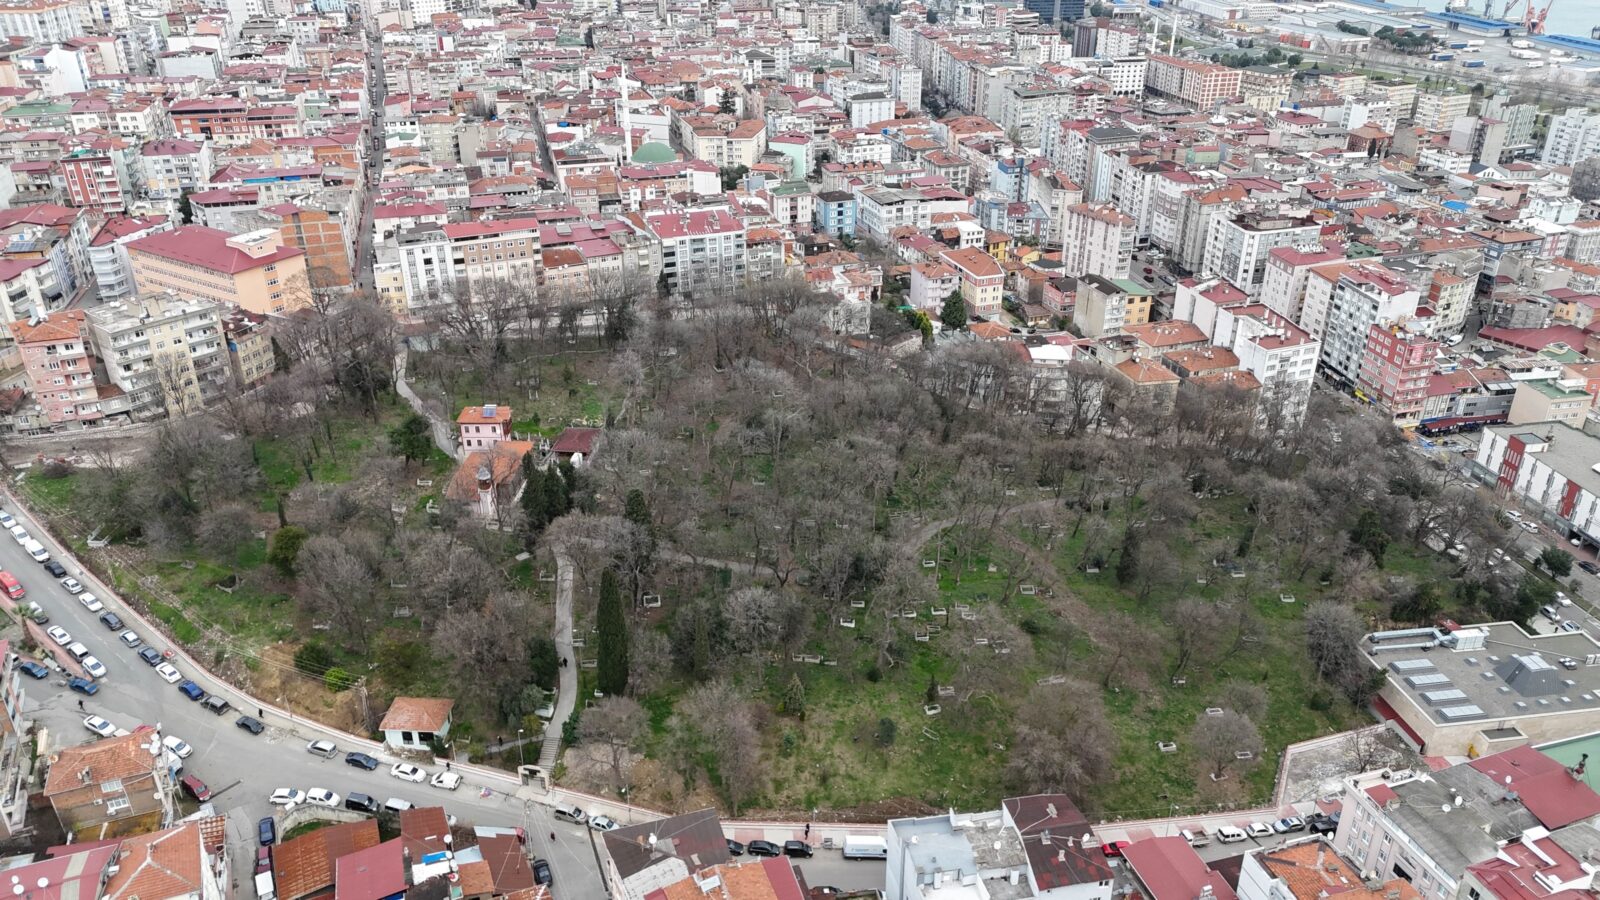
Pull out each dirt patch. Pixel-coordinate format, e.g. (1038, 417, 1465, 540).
(235, 643, 366, 734)
(747, 797, 938, 823)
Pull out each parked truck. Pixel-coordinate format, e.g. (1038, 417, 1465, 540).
(1462, 59, 1485, 67)
(1447, 40, 1468, 49)
(1510, 48, 1540, 59)
(842, 836, 889, 860)
(1430, 51, 1454, 61)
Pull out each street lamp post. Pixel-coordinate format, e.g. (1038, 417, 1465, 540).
(517, 728, 525, 769)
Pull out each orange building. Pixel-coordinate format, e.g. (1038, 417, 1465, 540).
(255, 203, 353, 291)
(128, 225, 309, 315)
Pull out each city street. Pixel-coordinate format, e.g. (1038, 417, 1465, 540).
(0, 490, 609, 900)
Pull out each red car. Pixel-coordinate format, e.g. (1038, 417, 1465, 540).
(255, 847, 272, 874)
(1101, 840, 1132, 858)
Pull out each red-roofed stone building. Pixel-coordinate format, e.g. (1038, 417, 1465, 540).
(44, 732, 165, 831)
(128, 225, 310, 315)
(457, 403, 512, 453)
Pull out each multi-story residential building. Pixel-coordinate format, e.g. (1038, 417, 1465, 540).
(815, 191, 857, 238)
(1074, 274, 1150, 337)
(168, 99, 302, 148)
(85, 292, 226, 418)
(1144, 55, 1240, 109)
(139, 139, 213, 205)
(0, 258, 59, 324)
(1313, 264, 1420, 389)
(1171, 277, 1321, 425)
(8, 310, 103, 428)
(1203, 213, 1321, 296)
(88, 214, 171, 302)
(888, 797, 1114, 900)
(1259, 245, 1345, 323)
(1507, 377, 1593, 427)
(673, 116, 767, 169)
(1060, 203, 1134, 281)
(128, 225, 310, 316)
(44, 731, 167, 831)
(251, 203, 353, 292)
(457, 403, 511, 453)
(1412, 89, 1471, 133)
(58, 147, 130, 213)
(221, 307, 274, 392)
(628, 207, 746, 297)
(1357, 322, 1439, 426)
(1332, 748, 1600, 900)
(0, 0, 82, 43)
(854, 186, 968, 243)
(940, 247, 1004, 319)
(1541, 107, 1600, 167)
(396, 217, 543, 313)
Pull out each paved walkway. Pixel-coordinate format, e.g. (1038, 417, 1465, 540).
(395, 345, 458, 462)
(540, 543, 577, 770)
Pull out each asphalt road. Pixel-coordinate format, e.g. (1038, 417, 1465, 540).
(0, 492, 608, 900)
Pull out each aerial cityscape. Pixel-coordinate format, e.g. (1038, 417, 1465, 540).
(0, 0, 1594, 900)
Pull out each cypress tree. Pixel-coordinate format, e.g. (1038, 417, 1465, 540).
(597, 569, 629, 696)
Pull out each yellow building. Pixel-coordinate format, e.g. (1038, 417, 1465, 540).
(127, 225, 309, 316)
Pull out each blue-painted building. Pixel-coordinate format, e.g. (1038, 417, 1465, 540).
(815, 190, 857, 238)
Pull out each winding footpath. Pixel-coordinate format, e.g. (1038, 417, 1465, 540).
(540, 544, 577, 769)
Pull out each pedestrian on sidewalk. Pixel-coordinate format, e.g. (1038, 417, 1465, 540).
(804, 823, 811, 839)
(77, 699, 84, 710)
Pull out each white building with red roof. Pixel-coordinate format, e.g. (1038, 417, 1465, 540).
(625, 206, 746, 295)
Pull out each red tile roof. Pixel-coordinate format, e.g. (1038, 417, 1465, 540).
(379, 696, 455, 732)
(1468, 745, 1600, 829)
(127, 225, 304, 274)
(1122, 837, 1236, 900)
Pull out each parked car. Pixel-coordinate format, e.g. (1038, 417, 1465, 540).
(16, 661, 47, 679)
(163, 735, 194, 759)
(783, 841, 813, 858)
(345, 751, 378, 770)
(67, 677, 97, 695)
(1272, 817, 1305, 833)
(1563, 621, 1583, 633)
(78, 594, 103, 612)
(100, 612, 123, 631)
(138, 647, 163, 666)
(383, 798, 413, 814)
(307, 740, 338, 758)
(390, 763, 427, 783)
(1521, 521, 1540, 534)
(306, 789, 340, 808)
(1307, 813, 1340, 835)
(747, 841, 782, 858)
(1100, 840, 1131, 858)
(551, 803, 586, 825)
(254, 848, 272, 875)
(1581, 561, 1600, 575)
(46, 625, 71, 646)
(589, 815, 620, 832)
(1215, 826, 1248, 844)
(181, 774, 212, 802)
(0, 512, 17, 530)
(117, 629, 139, 646)
(237, 716, 265, 735)
(59, 577, 82, 594)
(726, 839, 746, 856)
(8, 525, 28, 544)
(345, 792, 378, 814)
(258, 818, 276, 846)
(83, 715, 115, 737)
(532, 860, 552, 886)
(202, 695, 231, 715)
(154, 662, 181, 683)
(1246, 822, 1273, 838)
(66, 641, 89, 661)
(82, 656, 106, 679)
(430, 771, 461, 791)
(177, 680, 206, 701)
(268, 788, 306, 807)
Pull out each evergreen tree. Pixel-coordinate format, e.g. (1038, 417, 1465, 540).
(540, 466, 569, 525)
(1115, 528, 1141, 584)
(1349, 509, 1389, 564)
(388, 414, 432, 465)
(597, 569, 630, 696)
(624, 488, 656, 559)
(782, 673, 806, 718)
(522, 460, 549, 533)
(270, 336, 293, 373)
(939, 291, 967, 330)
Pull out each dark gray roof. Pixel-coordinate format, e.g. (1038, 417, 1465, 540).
(1386, 765, 1540, 876)
(602, 808, 731, 880)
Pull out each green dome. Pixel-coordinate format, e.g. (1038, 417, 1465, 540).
(630, 141, 676, 163)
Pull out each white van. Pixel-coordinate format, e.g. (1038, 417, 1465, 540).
(383, 798, 414, 814)
(552, 802, 587, 825)
(1215, 826, 1248, 844)
(842, 836, 888, 860)
(254, 871, 275, 900)
(23, 540, 47, 562)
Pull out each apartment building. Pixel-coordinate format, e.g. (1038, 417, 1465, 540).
(58, 147, 129, 213)
(1171, 276, 1321, 425)
(1507, 377, 1593, 427)
(221, 307, 274, 392)
(1357, 323, 1439, 426)
(9, 310, 102, 427)
(168, 98, 303, 148)
(1203, 213, 1321, 295)
(88, 214, 171, 302)
(1060, 203, 1135, 281)
(85, 292, 226, 418)
(940, 247, 1004, 319)
(1542, 107, 1600, 167)
(128, 226, 310, 316)
(44, 732, 166, 831)
(1145, 55, 1241, 109)
(628, 207, 746, 297)
(397, 217, 543, 313)
(139, 139, 213, 204)
(1412, 90, 1470, 133)
(1314, 265, 1420, 389)
(0, 258, 58, 324)
(1259, 245, 1345, 323)
(0, 0, 82, 43)
(1073, 274, 1150, 337)
(252, 203, 353, 291)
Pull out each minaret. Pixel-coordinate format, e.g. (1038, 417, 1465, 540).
(618, 58, 634, 160)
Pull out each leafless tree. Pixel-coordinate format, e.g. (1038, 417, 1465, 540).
(1170, 597, 1227, 677)
(297, 532, 383, 652)
(1214, 680, 1269, 723)
(1190, 710, 1262, 781)
(1003, 682, 1114, 803)
(579, 696, 649, 793)
(434, 591, 534, 704)
(1305, 601, 1373, 701)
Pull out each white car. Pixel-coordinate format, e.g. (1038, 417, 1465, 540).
(430, 771, 461, 791)
(83, 715, 115, 737)
(0, 512, 16, 529)
(1521, 521, 1540, 534)
(8, 525, 27, 543)
(269, 788, 306, 807)
(1246, 822, 1273, 838)
(154, 662, 181, 683)
(82, 656, 106, 679)
(306, 788, 341, 808)
(60, 577, 83, 594)
(118, 630, 141, 648)
(390, 763, 427, 783)
(162, 735, 193, 759)
(589, 815, 621, 832)
(78, 594, 103, 612)
(46, 626, 71, 646)
(1505, 510, 1523, 521)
